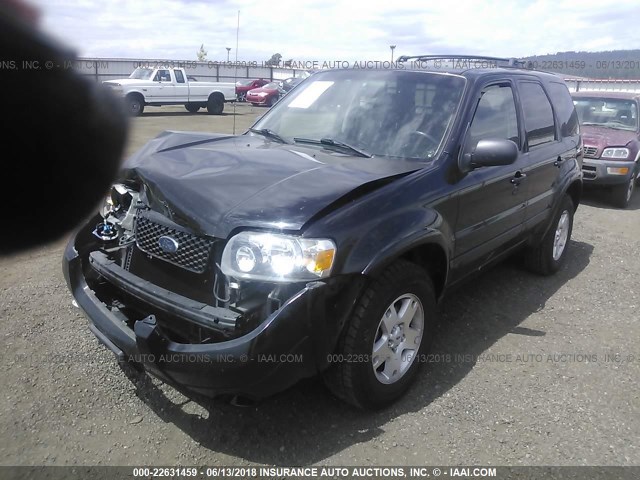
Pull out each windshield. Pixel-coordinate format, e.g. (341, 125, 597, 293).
(129, 67, 154, 80)
(237, 79, 254, 86)
(263, 82, 281, 90)
(252, 70, 466, 159)
(573, 97, 638, 131)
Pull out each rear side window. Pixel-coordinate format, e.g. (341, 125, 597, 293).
(519, 82, 556, 148)
(175, 70, 185, 83)
(466, 84, 519, 152)
(547, 82, 579, 137)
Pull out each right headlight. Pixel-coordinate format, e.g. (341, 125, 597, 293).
(220, 231, 336, 282)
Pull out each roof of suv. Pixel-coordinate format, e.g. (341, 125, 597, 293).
(571, 91, 640, 100)
(394, 55, 564, 81)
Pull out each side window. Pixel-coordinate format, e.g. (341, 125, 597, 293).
(466, 84, 519, 152)
(547, 82, 579, 137)
(174, 70, 185, 83)
(154, 69, 171, 82)
(519, 82, 556, 148)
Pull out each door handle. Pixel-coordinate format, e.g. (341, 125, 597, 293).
(554, 156, 563, 167)
(510, 171, 527, 185)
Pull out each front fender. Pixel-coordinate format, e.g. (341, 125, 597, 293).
(339, 208, 452, 280)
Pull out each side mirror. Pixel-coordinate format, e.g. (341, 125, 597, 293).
(460, 139, 518, 172)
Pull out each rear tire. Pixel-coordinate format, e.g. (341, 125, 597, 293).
(324, 260, 436, 409)
(523, 195, 574, 275)
(611, 176, 634, 208)
(207, 95, 224, 115)
(185, 103, 200, 113)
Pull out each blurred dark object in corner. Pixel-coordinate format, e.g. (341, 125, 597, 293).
(0, 0, 128, 254)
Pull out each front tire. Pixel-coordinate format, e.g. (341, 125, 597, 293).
(524, 195, 574, 275)
(611, 176, 634, 208)
(324, 260, 436, 409)
(126, 95, 144, 116)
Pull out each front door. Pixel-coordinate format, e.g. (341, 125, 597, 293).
(452, 82, 528, 277)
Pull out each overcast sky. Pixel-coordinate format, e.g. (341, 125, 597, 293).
(29, 0, 640, 62)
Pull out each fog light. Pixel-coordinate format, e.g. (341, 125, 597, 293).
(607, 167, 629, 175)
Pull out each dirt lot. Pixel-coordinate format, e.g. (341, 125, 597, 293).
(0, 103, 638, 467)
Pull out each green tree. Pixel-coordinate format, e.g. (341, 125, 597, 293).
(265, 53, 282, 66)
(197, 44, 207, 61)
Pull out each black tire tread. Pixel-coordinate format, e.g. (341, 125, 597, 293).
(324, 259, 433, 408)
(523, 195, 574, 276)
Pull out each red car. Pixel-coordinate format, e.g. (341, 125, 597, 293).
(235, 79, 269, 102)
(246, 81, 285, 107)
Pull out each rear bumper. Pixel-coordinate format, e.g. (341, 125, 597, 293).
(582, 158, 636, 186)
(62, 240, 346, 399)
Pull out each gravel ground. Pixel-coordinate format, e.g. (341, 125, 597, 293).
(0, 103, 638, 467)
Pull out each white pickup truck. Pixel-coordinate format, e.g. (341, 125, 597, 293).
(103, 67, 236, 116)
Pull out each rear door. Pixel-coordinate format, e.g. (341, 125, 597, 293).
(516, 81, 575, 229)
(452, 81, 528, 275)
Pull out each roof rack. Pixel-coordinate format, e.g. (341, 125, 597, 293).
(397, 54, 533, 69)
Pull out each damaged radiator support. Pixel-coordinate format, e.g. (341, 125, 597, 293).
(88, 251, 242, 333)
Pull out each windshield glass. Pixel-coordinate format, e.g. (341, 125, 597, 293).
(252, 70, 466, 159)
(573, 97, 638, 131)
(129, 67, 154, 80)
(237, 79, 254, 86)
(263, 82, 281, 90)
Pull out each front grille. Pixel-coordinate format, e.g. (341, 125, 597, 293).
(582, 164, 597, 179)
(135, 215, 214, 273)
(584, 146, 598, 158)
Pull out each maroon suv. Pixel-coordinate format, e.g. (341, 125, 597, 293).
(572, 91, 640, 208)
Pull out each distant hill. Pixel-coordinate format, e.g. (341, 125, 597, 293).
(521, 50, 640, 79)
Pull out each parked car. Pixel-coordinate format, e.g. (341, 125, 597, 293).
(235, 78, 269, 102)
(103, 67, 236, 116)
(245, 81, 285, 107)
(63, 56, 583, 409)
(281, 76, 305, 92)
(571, 91, 640, 208)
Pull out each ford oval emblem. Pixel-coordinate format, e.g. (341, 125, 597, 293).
(158, 235, 179, 253)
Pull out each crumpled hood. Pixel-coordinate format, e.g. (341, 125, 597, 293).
(122, 131, 422, 238)
(581, 125, 637, 152)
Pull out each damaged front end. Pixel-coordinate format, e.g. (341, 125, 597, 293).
(63, 183, 364, 398)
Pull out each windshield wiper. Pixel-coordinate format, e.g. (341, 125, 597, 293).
(293, 137, 372, 158)
(249, 128, 288, 144)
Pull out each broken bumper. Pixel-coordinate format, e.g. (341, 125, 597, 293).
(62, 240, 335, 399)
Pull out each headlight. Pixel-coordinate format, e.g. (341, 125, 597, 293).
(601, 147, 629, 159)
(257, 92, 268, 97)
(221, 231, 336, 282)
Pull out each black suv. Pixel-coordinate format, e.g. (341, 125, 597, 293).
(63, 55, 583, 409)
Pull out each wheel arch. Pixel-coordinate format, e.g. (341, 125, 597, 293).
(125, 91, 145, 104)
(566, 178, 582, 212)
(208, 91, 225, 102)
(363, 236, 449, 302)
